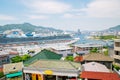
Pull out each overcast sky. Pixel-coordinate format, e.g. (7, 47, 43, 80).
(0, 0, 120, 31)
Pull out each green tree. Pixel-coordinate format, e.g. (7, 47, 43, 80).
(0, 72, 4, 78)
(65, 56, 74, 61)
(11, 56, 22, 63)
(113, 64, 120, 70)
(11, 54, 31, 63)
(21, 54, 31, 61)
(90, 48, 99, 53)
(99, 35, 117, 40)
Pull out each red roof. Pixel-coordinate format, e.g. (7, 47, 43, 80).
(9, 51, 19, 55)
(0, 67, 3, 72)
(81, 71, 120, 80)
(74, 56, 83, 62)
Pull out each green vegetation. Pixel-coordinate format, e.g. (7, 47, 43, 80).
(0, 23, 35, 33)
(11, 54, 31, 63)
(90, 48, 99, 53)
(113, 64, 120, 70)
(0, 23, 62, 33)
(65, 56, 74, 61)
(11, 56, 22, 63)
(103, 46, 108, 49)
(103, 46, 109, 56)
(99, 35, 117, 40)
(104, 49, 108, 56)
(109, 25, 120, 32)
(93, 35, 119, 40)
(0, 72, 4, 78)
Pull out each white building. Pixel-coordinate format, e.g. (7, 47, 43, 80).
(50, 45, 73, 57)
(72, 44, 103, 55)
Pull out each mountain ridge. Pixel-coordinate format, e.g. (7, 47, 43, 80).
(108, 25, 120, 32)
(0, 23, 63, 33)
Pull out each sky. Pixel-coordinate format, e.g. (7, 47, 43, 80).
(0, 0, 120, 31)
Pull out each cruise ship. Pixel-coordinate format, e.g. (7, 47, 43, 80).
(0, 29, 75, 44)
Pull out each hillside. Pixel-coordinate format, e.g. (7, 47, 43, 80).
(0, 23, 63, 33)
(107, 25, 120, 32)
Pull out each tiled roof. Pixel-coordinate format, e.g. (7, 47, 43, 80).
(24, 49, 62, 65)
(9, 51, 19, 55)
(74, 56, 83, 62)
(83, 53, 114, 61)
(81, 71, 120, 80)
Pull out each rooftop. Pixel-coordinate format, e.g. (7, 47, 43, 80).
(24, 59, 81, 77)
(73, 44, 102, 48)
(82, 62, 110, 72)
(0, 51, 9, 56)
(24, 49, 62, 65)
(74, 56, 83, 62)
(81, 71, 120, 80)
(3, 62, 23, 74)
(29, 59, 81, 70)
(51, 45, 72, 51)
(83, 53, 114, 61)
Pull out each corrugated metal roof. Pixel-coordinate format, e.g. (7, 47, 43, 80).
(24, 49, 62, 65)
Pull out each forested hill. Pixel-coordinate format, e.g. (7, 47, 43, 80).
(106, 25, 120, 32)
(0, 23, 63, 33)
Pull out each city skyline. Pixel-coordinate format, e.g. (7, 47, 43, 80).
(0, 0, 120, 31)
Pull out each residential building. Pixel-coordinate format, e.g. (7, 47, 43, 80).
(50, 45, 73, 57)
(80, 62, 120, 80)
(23, 49, 62, 65)
(0, 54, 10, 68)
(82, 53, 114, 69)
(3, 62, 23, 80)
(0, 48, 19, 69)
(114, 39, 120, 66)
(72, 44, 103, 55)
(23, 60, 81, 80)
(82, 62, 110, 72)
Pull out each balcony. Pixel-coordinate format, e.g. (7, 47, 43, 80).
(114, 47, 120, 51)
(113, 55, 120, 60)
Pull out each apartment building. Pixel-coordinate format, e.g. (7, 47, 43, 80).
(72, 44, 103, 55)
(114, 39, 120, 66)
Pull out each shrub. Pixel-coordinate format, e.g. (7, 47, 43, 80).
(0, 72, 4, 78)
(113, 64, 120, 70)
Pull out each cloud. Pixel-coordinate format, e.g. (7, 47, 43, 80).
(62, 13, 75, 18)
(28, 15, 49, 20)
(81, 0, 120, 18)
(24, 0, 71, 14)
(0, 14, 16, 20)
